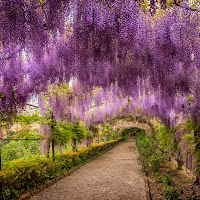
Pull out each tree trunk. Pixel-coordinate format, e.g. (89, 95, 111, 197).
(0, 142, 1, 171)
(72, 139, 78, 151)
(87, 138, 92, 147)
(194, 128, 200, 185)
(0, 127, 3, 171)
(19, 140, 22, 156)
(59, 144, 63, 156)
(76, 139, 78, 151)
(168, 146, 172, 161)
(50, 111, 56, 162)
(46, 140, 50, 158)
(52, 138, 55, 162)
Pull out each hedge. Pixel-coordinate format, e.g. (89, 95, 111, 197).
(0, 137, 126, 200)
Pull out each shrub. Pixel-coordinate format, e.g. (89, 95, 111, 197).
(186, 187, 200, 200)
(158, 174, 172, 186)
(164, 186, 183, 200)
(149, 155, 162, 172)
(1, 141, 22, 161)
(136, 130, 168, 173)
(0, 137, 125, 200)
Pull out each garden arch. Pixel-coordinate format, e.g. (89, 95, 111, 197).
(113, 119, 154, 136)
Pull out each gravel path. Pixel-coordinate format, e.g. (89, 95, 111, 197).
(30, 137, 147, 200)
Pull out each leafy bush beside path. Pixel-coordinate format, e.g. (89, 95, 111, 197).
(0, 137, 126, 200)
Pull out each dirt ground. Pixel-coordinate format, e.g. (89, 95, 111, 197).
(30, 137, 147, 200)
(148, 161, 200, 200)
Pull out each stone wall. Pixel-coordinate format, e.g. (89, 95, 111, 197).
(113, 119, 153, 136)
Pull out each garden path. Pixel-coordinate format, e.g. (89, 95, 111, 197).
(30, 137, 147, 200)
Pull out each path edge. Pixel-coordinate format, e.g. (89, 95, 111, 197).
(144, 177, 152, 200)
(18, 140, 125, 200)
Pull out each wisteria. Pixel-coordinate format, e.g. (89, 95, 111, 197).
(0, 1, 197, 121)
(0, 0, 200, 183)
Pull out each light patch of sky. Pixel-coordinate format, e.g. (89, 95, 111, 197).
(68, 76, 77, 87)
(64, 1, 74, 28)
(22, 49, 27, 61)
(189, 0, 199, 6)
